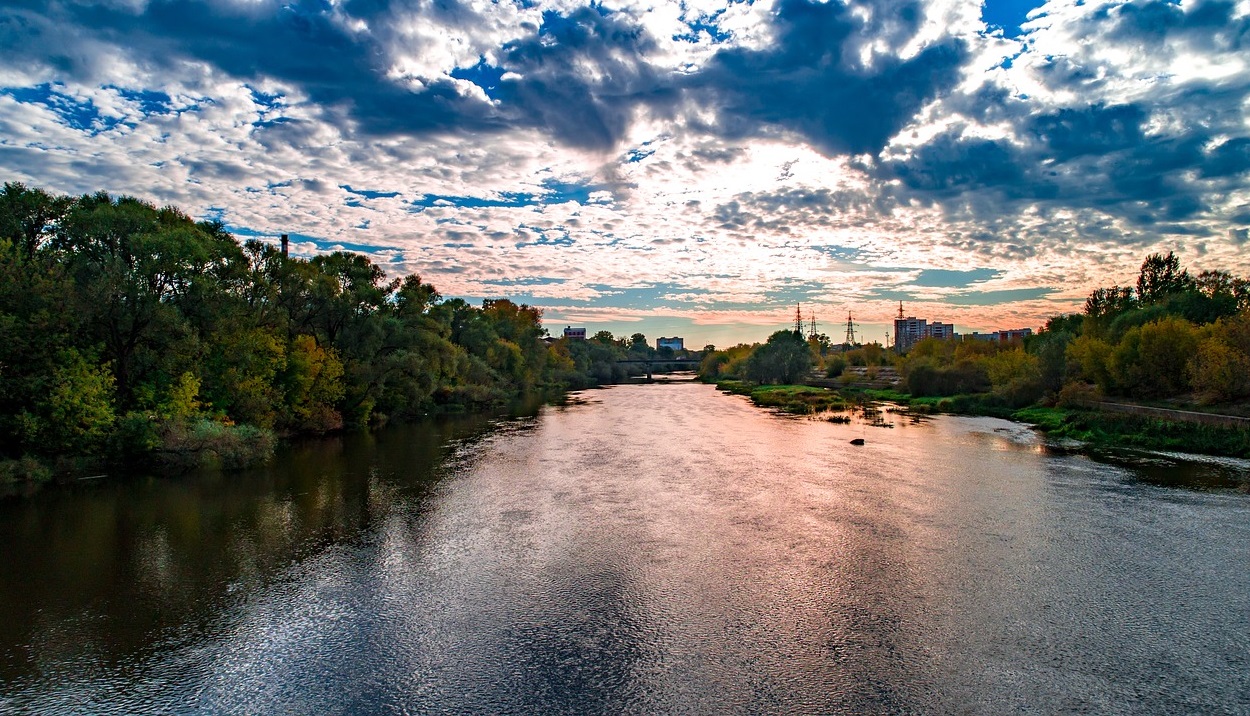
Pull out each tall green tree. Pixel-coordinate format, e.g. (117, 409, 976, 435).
(0, 182, 72, 257)
(745, 330, 812, 385)
(1136, 251, 1192, 306)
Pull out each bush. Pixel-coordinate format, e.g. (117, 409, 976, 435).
(825, 356, 846, 377)
(985, 349, 1044, 407)
(906, 360, 990, 397)
(1188, 336, 1250, 404)
(142, 418, 277, 471)
(1056, 381, 1102, 408)
(0, 456, 53, 484)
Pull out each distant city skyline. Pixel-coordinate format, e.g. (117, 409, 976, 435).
(3, 0, 1247, 346)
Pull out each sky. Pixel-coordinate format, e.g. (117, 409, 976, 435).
(1, 0, 1248, 347)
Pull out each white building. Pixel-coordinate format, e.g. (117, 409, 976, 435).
(563, 326, 586, 340)
(656, 336, 684, 351)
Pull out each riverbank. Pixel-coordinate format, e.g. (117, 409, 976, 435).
(712, 379, 1250, 460)
(0, 388, 560, 491)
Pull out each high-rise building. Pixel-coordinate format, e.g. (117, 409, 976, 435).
(893, 303, 954, 353)
(893, 315, 928, 353)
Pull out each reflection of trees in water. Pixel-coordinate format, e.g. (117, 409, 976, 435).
(0, 414, 512, 682)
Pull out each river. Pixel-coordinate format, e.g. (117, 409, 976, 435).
(1, 382, 1248, 714)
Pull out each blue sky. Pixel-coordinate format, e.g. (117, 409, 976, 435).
(1, 0, 1248, 345)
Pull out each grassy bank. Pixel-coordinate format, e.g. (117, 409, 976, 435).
(715, 381, 849, 415)
(716, 379, 1250, 460)
(1028, 409, 1250, 458)
(0, 418, 278, 487)
(871, 389, 1250, 459)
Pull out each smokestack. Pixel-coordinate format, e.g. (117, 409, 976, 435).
(280, 234, 289, 258)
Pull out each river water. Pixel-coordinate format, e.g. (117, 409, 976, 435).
(1, 382, 1248, 714)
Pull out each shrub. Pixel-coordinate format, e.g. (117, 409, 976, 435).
(1056, 381, 1102, 408)
(0, 456, 52, 484)
(146, 418, 276, 471)
(1188, 338, 1250, 403)
(985, 349, 1044, 407)
(825, 356, 846, 377)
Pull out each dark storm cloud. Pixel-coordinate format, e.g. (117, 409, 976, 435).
(2, 0, 505, 135)
(1103, 0, 1249, 49)
(497, 6, 677, 150)
(880, 91, 1250, 232)
(1201, 138, 1250, 179)
(4, 0, 968, 154)
(1030, 104, 1147, 161)
(887, 134, 1031, 197)
(868, 0, 1250, 242)
(683, 0, 968, 155)
(2, 1, 678, 149)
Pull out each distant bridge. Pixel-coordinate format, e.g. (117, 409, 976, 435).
(615, 357, 701, 379)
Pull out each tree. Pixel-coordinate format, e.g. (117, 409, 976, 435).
(985, 349, 1043, 407)
(745, 330, 812, 384)
(1136, 317, 1200, 396)
(306, 251, 397, 348)
(1136, 251, 1192, 305)
(48, 194, 249, 407)
(1188, 338, 1250, 404)
(202, 327, 287, 429)
(0, 182, 72, 257)
(21, 349, 117, 454)
(1107, 317, 1199, 397)
(1028, 323, 1074, 393)
(1084, 286, 1136, 318)
(394, 274, 440, 320)
(281, 335, 345, 432)
(1065, 334, 1115, 389)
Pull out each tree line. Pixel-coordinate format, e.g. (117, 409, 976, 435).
(0, 183, 665, 475)
(699, 251, 1250, 413)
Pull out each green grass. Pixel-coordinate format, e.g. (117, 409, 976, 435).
(715, 380, 755, 397)
(859, 388, 911, 403)
(750, 385, 849, 414)
(717, 382, 849, 414)
(719, 378, 1250, 458)
(1041, 411, 1250, 458)
(1011, 406, 1071, 432)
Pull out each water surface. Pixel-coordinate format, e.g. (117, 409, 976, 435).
(1, 383, 1247, 714)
